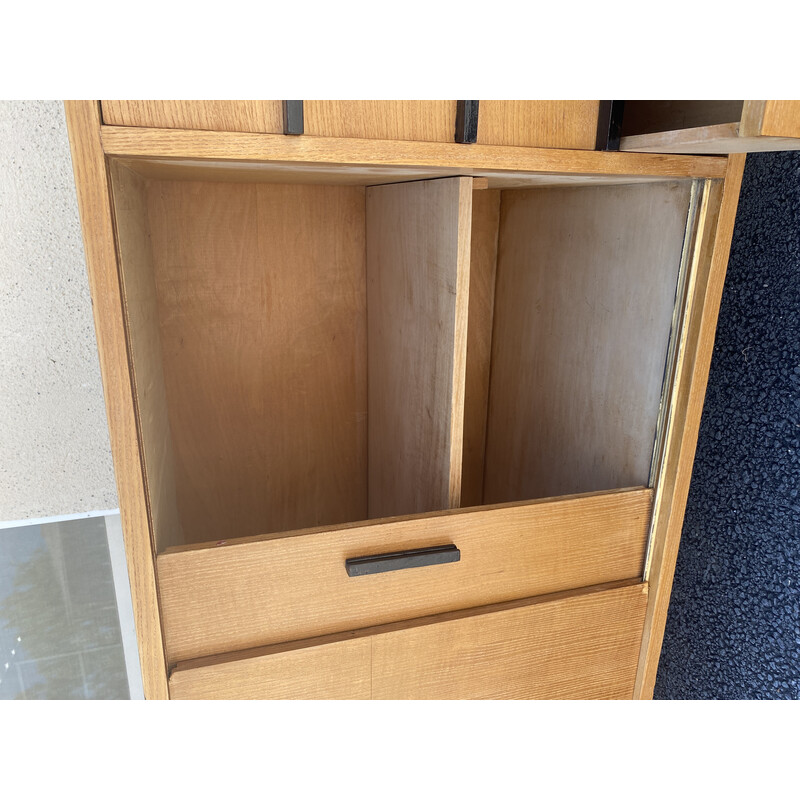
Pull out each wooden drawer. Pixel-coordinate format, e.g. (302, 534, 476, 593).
(476, 101, 600, 149)
(301, 101, 600, 148)
(169, 580, 649, 699)
(158, 488, 651, 663)
(101, 101, 602, 150)
(303, 100, 457, 142)
(101, 100, 284, 134)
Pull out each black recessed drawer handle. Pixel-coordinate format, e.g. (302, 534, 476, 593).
(345, 544, 460, 577)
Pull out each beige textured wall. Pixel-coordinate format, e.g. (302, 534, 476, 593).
(0, 100, 118, 520)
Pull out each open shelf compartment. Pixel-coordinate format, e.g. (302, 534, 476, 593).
(108, 158, 701, 553)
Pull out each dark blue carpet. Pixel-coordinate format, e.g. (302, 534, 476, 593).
(654, 150, 800, 699)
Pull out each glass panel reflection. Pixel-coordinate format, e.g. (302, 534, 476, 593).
(0, 516, 130, 699)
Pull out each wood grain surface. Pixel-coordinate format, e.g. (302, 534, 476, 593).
(109, 163, 184, 552)
(483, 181, 693, 503)
(366, 177, 472, 517)
(461, 188, 501, 507)
(146, 181, 368, 544)
(304, 100, 457, 142)
(169, 579, 649, 699)
(740, 100, 800, 139)
(112, 155, 714, 190)
(63, 101, 169, 698)
(158, 487, 652, 663)
(101, 100, 284, 134)
(100, 125, 728, 180)
(477, 101, 600, 149)
(621, 123, 800, 154)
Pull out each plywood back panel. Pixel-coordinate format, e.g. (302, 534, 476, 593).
(366, 177, 472, 518)
(304, 101, 457, 142)
(110, 163, 184, 551)
(484, 181, 693, 503)
(477, 101, 600, 149)
(101, 101, 284, 134)
(169, 580, 649, 699)
(145, 181, 367, 545)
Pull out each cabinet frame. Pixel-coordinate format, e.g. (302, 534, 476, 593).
(65, 100, 744, 700)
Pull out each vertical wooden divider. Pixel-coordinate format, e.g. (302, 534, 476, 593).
(366, 177, 473, 518)
(462, 188, 501, 508)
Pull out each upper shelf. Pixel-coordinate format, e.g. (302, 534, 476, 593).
(101, 100, 603, 149)
(100, 100, 800, 157)
(619, 100, 800, 154)
(100, 127, 728, 186)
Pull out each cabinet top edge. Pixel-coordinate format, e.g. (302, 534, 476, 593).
(99, 125, 728, 180)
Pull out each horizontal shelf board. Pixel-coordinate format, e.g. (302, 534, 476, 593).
(100, 125, 727, 180)
(157, 487, 653, 663)
(621, 122, 800, 154)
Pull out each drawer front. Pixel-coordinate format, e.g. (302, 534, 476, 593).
(101, 101, 284, 134)
(476, 101, 601, 149)
(303, 101, 457, 142)
(158, 488, 652, 663)
(169, 580, 649, 699)
(100, 101, 601, 149)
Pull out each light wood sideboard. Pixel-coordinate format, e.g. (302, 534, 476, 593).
(65, 99, 797, 699)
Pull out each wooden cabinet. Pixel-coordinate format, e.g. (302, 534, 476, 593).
(67, 100, 753, 699)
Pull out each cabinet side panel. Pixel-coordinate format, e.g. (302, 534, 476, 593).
(146, 182, 367, 543)
(634, 158, 744, 699)
(109, 163, 184, 551)
(101, 101, 284, 134)
(484, 181, 693, 503)
(63, 101, 169, 698)
(462, 188, 501, 507)
(366, 177, 472, 517)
